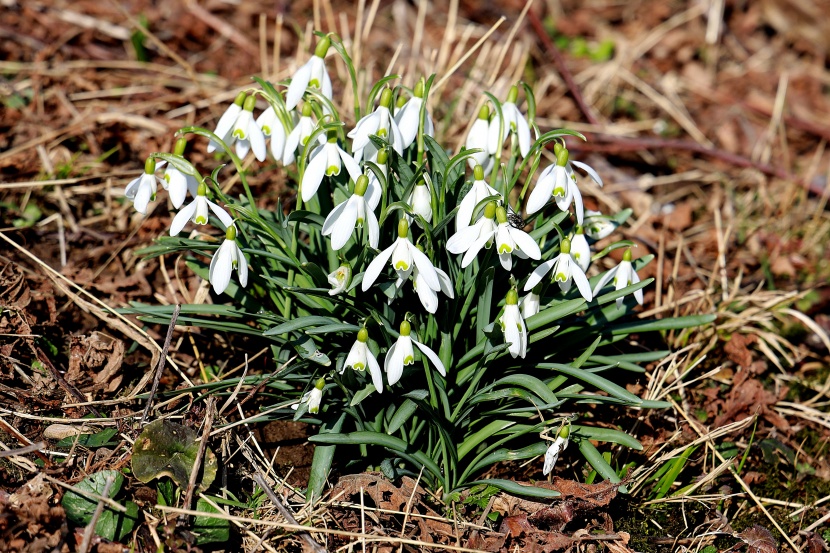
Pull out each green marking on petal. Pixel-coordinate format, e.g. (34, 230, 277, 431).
(377, 128, 387, 138)
(195, 215, 207, 224)
(309, 78, 320, 88)
(555, 272, 566, 282)
(326, 165, 339, 176)
(353, 363, 365, 371)
(553, 187, 566, 197)
(498, 244, 512, 254)
(233, 129, 246, 139)
(262, 125, 271, 134)
(404, 355, 414, 365)
(395, 261, 409, 271)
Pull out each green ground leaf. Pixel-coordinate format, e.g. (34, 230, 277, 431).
(131, 420, 217, 491)
(193, 497, 230, 545)
(61, 470, 139, 541)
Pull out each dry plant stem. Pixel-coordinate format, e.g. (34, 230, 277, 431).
(140, 304, 182, 425)
(0, 416, 51, 466)
(527, 9, 600, 126)
(253, 473, 328, 553)
(78, 473, 116, 553)
(34, 346, 103, 418)
(178, 396, 216, 527)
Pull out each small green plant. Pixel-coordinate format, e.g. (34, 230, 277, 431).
(122, 31, 713, 502)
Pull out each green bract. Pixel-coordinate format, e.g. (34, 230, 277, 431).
(125, 32, 714, 503)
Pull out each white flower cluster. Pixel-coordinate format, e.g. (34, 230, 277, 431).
(122, 33, 650, 478)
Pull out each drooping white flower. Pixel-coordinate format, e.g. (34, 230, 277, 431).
(394, 78, 435, 149)
(162, 138, 198, 209)
(411, 263, 454, 314)
(524, 238, 593, 301)
(256, 105, 291, 163)
(526, 147, 569, 216)
(349, 88, 404, 163)
(285, 36, 333, 111)
(170, 182, 234, 236)
(494, 205, 542, 271)
(384, 320, 446, 386)
(209, 225, 249, 295)
(591, 248, 644, 309)
(300, 130, 361, 203)
(207, 92, 243, 154)
(521, 286, 542, 319)
(283, 103, 317, 166)
(321, 175, 379, 250)
(208, 93, 266, 162)
(343, 328, 383, 393)
(292, 377, 325, 414)
(456, 164, 499, 231)
(542, 426, 570, 476)
(583, 210, 618, 241)
(447, 201, 498, 268)
(408, 179, 432, 224)
(125, 158, 165, 214)
(488, 85, 532, 158)
(465, 104, 495, 176)
(499, 289, 527, 359)
(362, 219, 440, 292)
(327, 263, 351, 295)
(570, 226, 592, 273)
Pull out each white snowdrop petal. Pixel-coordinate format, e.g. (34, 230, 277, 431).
(413, 339, 446, 377)
(571, 159, 603, 187)
(510, 228, 541, 260)
(208, 200, 234, 229)
(361, 243, 396, 291)
(285, 61, 312, 111)
(300, 149, 328, 202)
(330, 198, 359, 250)
(170, 202, 197, 236)
(366, 350, 383, 393)
(524, 259, 555, 291)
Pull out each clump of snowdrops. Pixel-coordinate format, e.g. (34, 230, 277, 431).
(126, 33, 710, 502)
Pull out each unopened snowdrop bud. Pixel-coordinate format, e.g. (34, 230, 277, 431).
(521, 284, 542, 319)
(394, 78, 435, 149)
(327, 262, 352, 295)
(409, 180, 432, 224)
(488, 85, 531, 157)
(499, 288, 527, 358)
(571, 226, 591, 273)
(543, 425, 570, 476)
(208, 223, 249, 295)
(466, 104, 494, 173)
(163, 138, 198, 209)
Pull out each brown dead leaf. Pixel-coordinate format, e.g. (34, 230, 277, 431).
(736, 525, 778, 553)
(0, 474, 68, 553)
(725, 333, 757, 369)
(803, 531, 829, 553)
(464, 530, 507, 552)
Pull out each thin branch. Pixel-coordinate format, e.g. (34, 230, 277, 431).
(141, 304, 181, 425)
(253, 473, 328, 553)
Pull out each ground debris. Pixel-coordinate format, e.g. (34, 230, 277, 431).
(0, 474, 69, 553)
(734, 525, 779, 553)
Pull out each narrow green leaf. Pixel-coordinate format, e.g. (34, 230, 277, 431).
(466, 479, 560, 499)
(571, 425, 643, 450)
(543, 363, 642, 404)
(306, 412, 346, 504)
(387, 399, 418, 434)
(577, 439, 621, 484)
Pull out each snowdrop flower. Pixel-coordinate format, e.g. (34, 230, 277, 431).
(465, 104, 495, 175)
(447, 201, 498, 268)
(521, 285, 542, 319)
(321, 175, 379, 250)
(256, 104, 290, 163)
(286, 36, 333, 111)
(488, 85, 531, 158)
(583, 210, 618, 241)
(410, 257, 454, 314)
(170, 182, 234, 236)
(591, 248, 644, 309)
(524, 238, 593, 301)
(343, 327, 383, 393)
(499, 289, 527, 359)
(542, 426, 570, 476)
(349, 88, 404, 163)
(364, 148, 387, 211)
(125, 158, 164, 214)
(494, 205, 542, 271)
(408, 179, 432, 224)
(384, 320, 446, 386)
(283, 103, 317, 166)
(207, 92, 244, 154)
(327, 262, 351, 295)
(292, 377, 325, 414)
(362, 219, 440, 292)
(526, 145, 570, 216)
(394, 78, 434, 149)
(300, 130, 361, 203)
(456, 164, 499, 231)
(209, 224, 248, 295)
(208, 94, 266, 162)
(162, 139, 198, 209)
(570, 226, 591, 273)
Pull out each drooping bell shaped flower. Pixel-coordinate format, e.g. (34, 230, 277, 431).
(447, 201, 498, 268)
(286, 36, 333, 111)
(283, 102, 318, 166)
(394, 78, 435, 149)
(321, 175, 379, 250)
(349, 88, 404, 163)
(162, 138, 199, 209)
(524, 238, 593, 302)
(543, 426, 570, 476)
(465, 104, 495, 175)
(170, 181, 234, 236)
(208, 93, 266, 162)
(591, 248, 644, 309)
(209, 224, 249, 295)
(456, 164, 499, 231)
(384, 320, 446, 386)
(570, 226, 592, 273)
(362, 219, 440, 292)
(300, 129, 361, 203)
(526, 143, 570, 216)
(499, 289, 527, 359)
(343, 327, 383, 393)
(488, 85, 532, 158)
(125, 157, 165, 214)
(494, 205, 542, 271)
